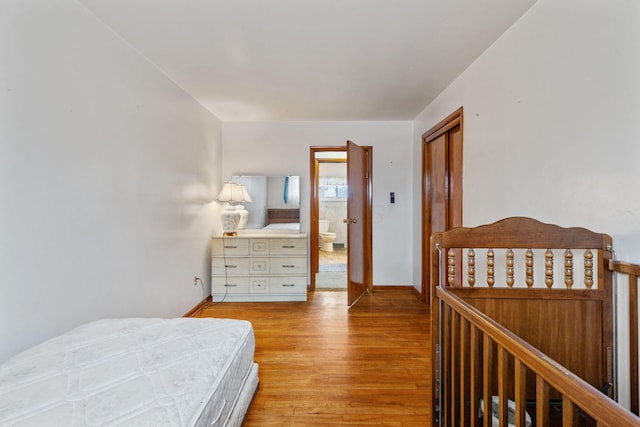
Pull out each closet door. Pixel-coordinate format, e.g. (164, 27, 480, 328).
(422, 108, 463, 303)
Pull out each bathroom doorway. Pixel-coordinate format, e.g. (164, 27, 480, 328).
(309, 144, 372, 300)
(316, 158, 348, 289)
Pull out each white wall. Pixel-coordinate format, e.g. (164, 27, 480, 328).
(0, 1, 224, 362)
(412, 0, 640, 407)
(222, 121, 413, 286)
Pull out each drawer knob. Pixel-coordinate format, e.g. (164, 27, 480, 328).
(224, 245, 238, 249)
(281, 284, 296, 287)
(282, 245, 295, 249)
(225, 265, 238, 268)
(282, 265, 295, 268)
(224, 284, 237, 287)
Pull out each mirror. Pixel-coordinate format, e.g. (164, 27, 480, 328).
(232, 176, 300, 232)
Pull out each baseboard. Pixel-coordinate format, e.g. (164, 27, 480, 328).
(183, 295, 213, 317)
(371, 285, 425, 302)
(410, 286, 425, 302)
(372, 285, 416, 291)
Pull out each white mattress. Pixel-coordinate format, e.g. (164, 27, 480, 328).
(262, 222, 300, 231)
(0, 318, 257, 426)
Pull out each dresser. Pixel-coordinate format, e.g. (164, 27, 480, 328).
(211, 233, 308, 302)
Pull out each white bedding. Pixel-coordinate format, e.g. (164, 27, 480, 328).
(262, 222, 300, 231)
(0, 318, 257, 426)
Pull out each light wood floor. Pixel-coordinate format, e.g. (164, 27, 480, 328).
(196, 288, 431, 426)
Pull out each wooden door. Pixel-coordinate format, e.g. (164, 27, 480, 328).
(346, 140, 370, 306)
(309, 157, 320, 291)
(309, 143, 373, 305)
(422, 108, 463, 303)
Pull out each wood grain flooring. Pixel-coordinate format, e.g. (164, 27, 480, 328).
(197, 288, 431, 426)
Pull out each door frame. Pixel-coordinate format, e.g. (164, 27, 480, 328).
(309, 145, 373, 292)
(421, 107, 463, 302)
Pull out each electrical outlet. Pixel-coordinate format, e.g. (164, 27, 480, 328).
(193, 276, 200, 286)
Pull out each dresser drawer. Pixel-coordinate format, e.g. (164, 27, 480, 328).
(249, 277, 269, 293)
(211, 238, 249, 256)
(269, 276, 307, 293)
(211, 257, 249, 276)
(212, 276, 250, 293)
(269, 257, 306, 275)
(269, 238, 307, 255)
(249, 258, 269, 275)
(249, 239, 269, 255)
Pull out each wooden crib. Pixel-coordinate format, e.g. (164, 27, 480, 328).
(430, 217, 640, 426)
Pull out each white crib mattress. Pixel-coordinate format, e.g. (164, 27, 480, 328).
(0, 317, 256, 426)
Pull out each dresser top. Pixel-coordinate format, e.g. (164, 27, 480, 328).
(213, 230, 308, 239)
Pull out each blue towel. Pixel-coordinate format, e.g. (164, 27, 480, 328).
(284, 176, 289, 204)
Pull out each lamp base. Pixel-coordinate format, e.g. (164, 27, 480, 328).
(223, 231, 238, 237)
(235, 204, 249, 230)
(220, 206, 241, 237)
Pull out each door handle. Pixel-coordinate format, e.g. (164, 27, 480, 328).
(343, 218, 358, 224)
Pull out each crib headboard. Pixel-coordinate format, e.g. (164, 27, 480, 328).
(430, 217, 614, 399)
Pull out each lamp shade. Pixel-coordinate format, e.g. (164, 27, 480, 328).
(238, 184, 252, 203)
(216, 182, 242, 203)
(216, 182, 252, 204)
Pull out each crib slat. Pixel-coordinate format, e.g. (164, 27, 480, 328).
(468, 248, 476, 287)
(585, 249, 594, 289)
(562, 395, 575, 427)
(564, 249, 574, 288)
(487, 249, 495, 288)
(506, 249, 514, 288)
(443, 304, 451, 427)
(536, 376, 550, 426)
(451, 311, 458, 425)
(483, 335, 493, 427)
(460, 318, 469, 424)
(497, 346, 508, 427)
(545, 249, 554, 288)
(448, 249, 457, 287)
(526, 249, 534, 288)
(514, 360, 527, 427)
(470, 325, 480, 427)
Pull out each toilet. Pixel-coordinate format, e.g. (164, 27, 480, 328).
(318, 220, 337, 252)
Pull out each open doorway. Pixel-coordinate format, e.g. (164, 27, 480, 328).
(309, 143, 372, 304)
(316, 158, 348, 289)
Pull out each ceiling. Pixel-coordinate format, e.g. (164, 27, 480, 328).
(78, 0, 537, 122)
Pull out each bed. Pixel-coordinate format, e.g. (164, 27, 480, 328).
(262, 208, 300, 232)
(429, 217, 640, 426)
(0, 318, 258, 426)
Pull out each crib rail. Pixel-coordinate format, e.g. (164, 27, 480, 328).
(430, 218, 640, 425)
(436, 286, 639, 426)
